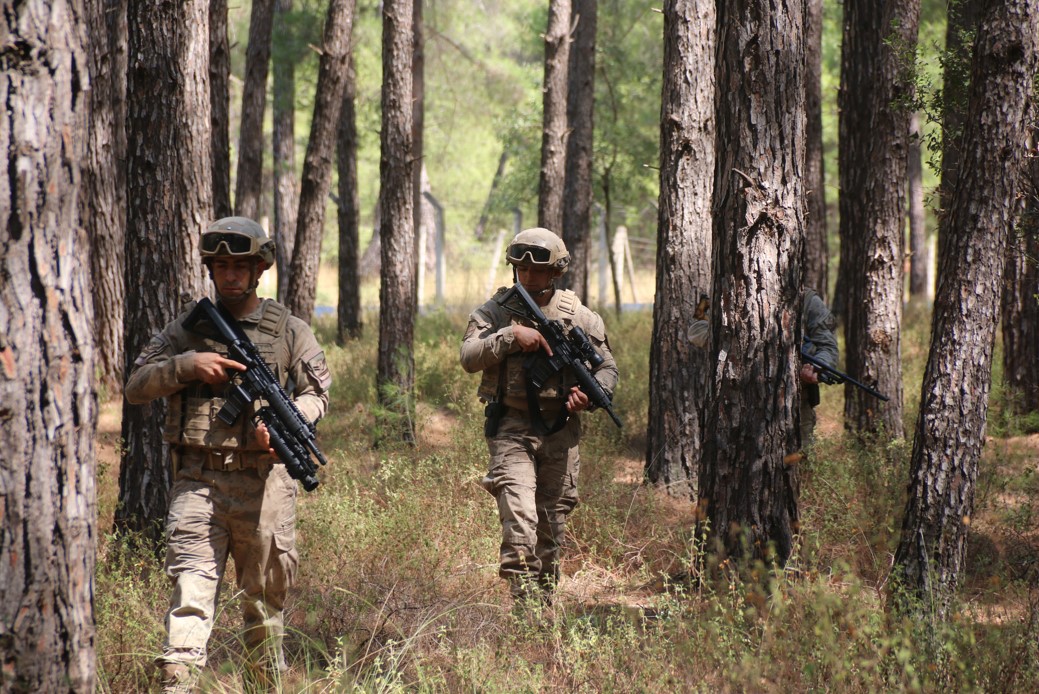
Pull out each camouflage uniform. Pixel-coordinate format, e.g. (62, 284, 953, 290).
(687, 289, 838, 445)
(461, 287, 618, 598)
(125, 297, 330, 679)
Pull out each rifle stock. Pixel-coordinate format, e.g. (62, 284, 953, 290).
(184, 298, 328, 491)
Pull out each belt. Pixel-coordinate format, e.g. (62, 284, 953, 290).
(176, 447, 260, 472)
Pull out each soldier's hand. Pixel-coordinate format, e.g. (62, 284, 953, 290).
(800, 364, 820, 385)
(513, 325, 552, 355)
(566, 386, 590, 413)
(254, 422, 276, 455)
(192, 352, 247, 384)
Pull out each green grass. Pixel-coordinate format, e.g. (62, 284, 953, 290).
(95, 302, 1039, 692)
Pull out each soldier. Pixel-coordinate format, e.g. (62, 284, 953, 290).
(124, 217, 331, 692)
(688, 288, 838, 446)
(460, 228, 619, 609)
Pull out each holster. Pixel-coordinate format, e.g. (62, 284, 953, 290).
(805, 383, 820, 408)
(484, 401, 506, 437)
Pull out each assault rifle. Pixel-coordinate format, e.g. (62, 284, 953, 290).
(801, 342, 889, 402)
(184, 298, 328, 491)
(501, 283, 622, 429)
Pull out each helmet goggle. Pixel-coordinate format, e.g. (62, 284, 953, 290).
(201, 231, 263, 257)
(506, 243, 553, 265)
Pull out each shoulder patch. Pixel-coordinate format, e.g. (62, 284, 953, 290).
(258, 301, 290, 337)
(302, 347, 332, 391)
(134, 334, 171, 367)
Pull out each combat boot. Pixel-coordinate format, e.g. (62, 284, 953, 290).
(158, 662, 196, 694)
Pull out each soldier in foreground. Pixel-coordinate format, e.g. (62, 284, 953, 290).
(125, 217, 331, 692)
(460, 228, 619, 610)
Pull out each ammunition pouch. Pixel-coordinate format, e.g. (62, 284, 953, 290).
(484, 401, 506, 437)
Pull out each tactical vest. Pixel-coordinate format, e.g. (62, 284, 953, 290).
(477, 288, 601, 404)
(164, 300, 291, 451)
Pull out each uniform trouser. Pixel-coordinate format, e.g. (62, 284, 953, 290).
(481, 413, 581, 596)
(158, 462, 299, 672)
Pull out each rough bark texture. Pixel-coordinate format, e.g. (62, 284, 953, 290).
(894, 0, 1038, 617)
(118, 0, 211, 543)
(285, 0, 356, 322)
(411, 0, 425, 305)
(938, 0, 983, 267)
(234, 0, 275, 220)
(908, 111, 928, 297)
(837, 0, 919, 437)
(560, 0, 596, 301)
(378, 0, 417, 443)
(210, 0, 232, 219)
(804, 0, 828, 301)
(700, 0, 805, 567)
(338, 55, 363, 342)
(537, 0, 571, 233)
(1002, 134, 1039, 413)
(273, 0, 299, 302)
(1, 1, 97, 689)
(645, 0, 714, 501)
(85, 0, 126, 397)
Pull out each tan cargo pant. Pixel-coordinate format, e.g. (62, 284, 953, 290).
(481, 411, 581, 597)
(158, 452, 298, 674)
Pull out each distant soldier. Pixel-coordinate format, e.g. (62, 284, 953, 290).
(460, 228, 619, 609)
(689, 289, 838, 446)
(125, 217, 331, 692)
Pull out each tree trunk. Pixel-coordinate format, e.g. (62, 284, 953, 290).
(837, 0, 919, 438)
(894, 0, 1037, 618)
(937, 0, 983, 268)
(234, 0, 276, 220)
(537, 0, 571, 233)
(560, 0, 596, 301)
(699, 0, 805, 568)
(475, 149, 508, 239)
(84, 0, 126, 398)
(273, 0, 300, 302)
(378, 0, 417, 444)
(908, 111, 928, 297)
(411, 0, 425, 306)
(210, 0, 232, 219)
(118, 0, 211, 543)
(285, 0, 356, 322)
(338, 54, 363, 342)
(804, 0, 828, 301)
(1, 1, 97, 689)
(645, 0, 714, 501)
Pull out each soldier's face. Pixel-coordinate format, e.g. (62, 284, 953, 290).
(210, 257, 258, 303)
(516, 265, 558, 295)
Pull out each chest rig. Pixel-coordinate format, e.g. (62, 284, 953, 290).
(164, 300, 291, 451)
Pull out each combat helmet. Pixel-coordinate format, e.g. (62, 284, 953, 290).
(200, 216, 276, 266)
(505, 227, 570, 274)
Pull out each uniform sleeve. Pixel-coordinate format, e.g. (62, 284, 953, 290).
(688, 320, 709, 350)
(459, 303, 516, 374)
(287, 325, 331, 424)
(582, 310, 619, 396)
(124, 329, 198, 404)
(803, 294, 839, 370)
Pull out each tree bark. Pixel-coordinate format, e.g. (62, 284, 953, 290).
(285, 0, 356, 322)
(894, 0, 1038, 617)
(234, 0, 276, 220)
(118, 0, 211, 543)
(837, 0, 919, 438)
(699, 0, 805, 567)
(84, 0, 127, 397)
(378, 0, 417, 443)
(210, 0, 232, 219)
(537, 0, 571, 233)
(560, 0, 596, 301)
(273, 0, 300, 302)
(411, 0, 425, 305)
(645, 0, 714, 501)
(908, 111, 928, 297)
(1, 1, 97, 689)
(338, 54, 363, 342)
(804, 0, 828, 301)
